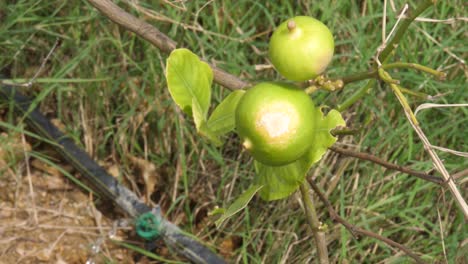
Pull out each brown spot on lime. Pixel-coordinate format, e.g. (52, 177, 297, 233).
(254, 102, 299, 147)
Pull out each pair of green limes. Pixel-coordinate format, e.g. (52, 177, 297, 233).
(235, 16, 334, 166)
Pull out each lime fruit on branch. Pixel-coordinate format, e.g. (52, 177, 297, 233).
(269, 16, 334, 82)
(235, 82, 316, 166)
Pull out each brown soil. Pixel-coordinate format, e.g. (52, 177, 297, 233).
(0, 163, 139, 264)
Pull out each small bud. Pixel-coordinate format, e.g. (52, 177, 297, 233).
(439, 72, 447, 81)
(334, 80, 344, 89)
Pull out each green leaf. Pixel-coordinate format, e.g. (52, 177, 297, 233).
(254, 158, 309, 201)
(199, 125, 223, 146)
(192, 97, 205, 131)
(254, 108, 345, 201)
(207, 207, 225, 216)
(166, 48, 212, 116)
(166, 49, 221, 146)
(207, 90, 245, 136)
(215, 184, 263, 227)
(192, 98, 223, 146)
(305, 108, 346, 165)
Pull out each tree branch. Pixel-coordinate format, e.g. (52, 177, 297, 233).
(333, 61, 445, 88)
(88, 0, 176, 53)
(308, 180, 426, 264)
(300, 181, 329, 264)
(383, 62, 446, 80)
(340, 70, 378, 85)
(329, 146, 443, 184)
(86, 0, 249, 90)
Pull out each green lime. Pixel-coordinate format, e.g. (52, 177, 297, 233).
(235, 82, 316, 166)
(269, 16, 334, 82)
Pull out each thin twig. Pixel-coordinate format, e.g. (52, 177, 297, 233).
(415, 26, 466, 65)
(329, 146, 443, 184)
(1, 39, 60, 87)
(299, 181, 329, 264)
(429, 145, 468, 158)
(384, 62, 446, 80)
(378, 1, 434, 62)
(340, 70, 378, 85)
(86, 0, 249, 90)
(308, 180, 426, 264)
(397, 86, 430, 99)
(22, 133, 38, 225)
(379, 69, 468, 220)
(376, 3, 409, 66)
(28, 39, 60, 87)
(338, 62, 446, 87)
(414, 103, 468, 116)
(337, 1, 435, 111)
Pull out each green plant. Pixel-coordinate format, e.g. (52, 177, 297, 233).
(268, 16, 334, 81)
(235, 82, 316, 166)
(166, 47, 344, 202)
(163, 5, 467, 262)
(3, 0, 465, 262)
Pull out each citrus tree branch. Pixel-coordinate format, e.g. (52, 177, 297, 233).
(308, 180, 426, 264)
(87, 0, 176, 52)
(300, 181, 329, 264)
(86, 0, 249, 90)
(329, 146, 443, 184)
(383, 62, 446, 80)
(339, 70, 378, 85)
(333, 61, 445, 88)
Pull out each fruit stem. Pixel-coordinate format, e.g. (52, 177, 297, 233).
(300, 181, 329, 264)
(287, 20, 296, 31)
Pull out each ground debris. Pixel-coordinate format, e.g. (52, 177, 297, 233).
(0, 165, 135, 263)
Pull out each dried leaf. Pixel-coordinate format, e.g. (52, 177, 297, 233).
(127, 154, 159, 202)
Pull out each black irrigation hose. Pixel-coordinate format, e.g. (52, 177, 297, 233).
(0, 83, 226, 264)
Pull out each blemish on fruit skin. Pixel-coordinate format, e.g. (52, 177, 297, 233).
(255, 102, 298, 145)
(257, 112, 290, 138)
